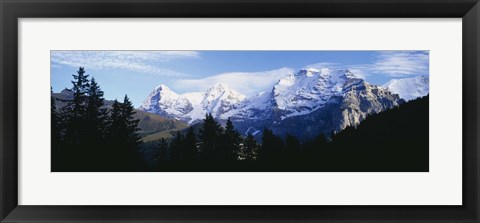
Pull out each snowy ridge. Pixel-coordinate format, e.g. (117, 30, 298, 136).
(383, 75, 429, 101)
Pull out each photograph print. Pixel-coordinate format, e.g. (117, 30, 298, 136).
(51, 51, 429, 172)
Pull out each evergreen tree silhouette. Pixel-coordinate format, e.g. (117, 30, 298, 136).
(223, 118, 242, 161)
(259, 128, 285, 161)
(86, 78, 107, 134)
(314, 133, 328, 146)
(105, 100, 124, 169)
(242, 133, 257, 160)
(120, 95, 141, 169)
(105, 95, 141, 171)
(157, 138, 169, 161)
(84, 77, 108, 168)
(182, 127, 197, 161)
(120, 95, 141, 147)
(171, 131, 185, 161)
(285, 134, 300, 160)
(198, 113, 223, 160)
(51, 87, 62, 171)
(61, 67, 90, 169)
(302, 133, 328, 161)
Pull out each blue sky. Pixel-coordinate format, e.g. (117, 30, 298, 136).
(51, 51, 429, 107)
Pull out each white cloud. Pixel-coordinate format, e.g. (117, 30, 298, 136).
(303, 51, 429, 79)
(172, 67, 294, 96)
(51, 51, 199, 77)
(371, 51, 429, 76)
(156, 51, 200, 59)
(303, 62, 341, 69)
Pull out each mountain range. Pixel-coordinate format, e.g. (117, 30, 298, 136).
(139, 68, 429, 140)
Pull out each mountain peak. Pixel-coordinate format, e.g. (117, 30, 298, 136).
(297, 68, 321, 77)
(297, 67, 360, 80)
(413, 75, 429, 82)
(343, 69, 361, 79)
(205, 83, 230, 97)
(60, 88, 73, 95)
(204, 83, 245, 101)
(209, 83, 230, 91)
(154, 84, 172, 92)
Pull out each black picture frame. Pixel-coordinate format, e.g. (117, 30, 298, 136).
(1, 0, 479, 222)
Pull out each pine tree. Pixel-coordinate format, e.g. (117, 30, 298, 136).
(171, 131, 185, 161)
(86, 78, 107, 135)
(107, 99, 122, 138)
(242, 133, 257, 161)
(63, 67, 90, 143)
(285, 134, 300, 151)
(302, 133, 328, 161)
(120, 95, 141, 148)
(157, 138, 169, 161)
(61, 67, 90, 169)
(120, 95, 141, 169)
(105, 99, 123, 169)
(105, 95, 141, 170)
(314, 133, 328, 147)
(182, 127, 197, 161)
(223, 118, 242, 161)
(259, 128, 284, 161)
(285, 134, 301, 160)
(51, 87, 60, 140)
(85, 77, 108, 167)
(198, 113, 223, 160)
(70, 67, 90, 111)
(51, 87, 63, 170)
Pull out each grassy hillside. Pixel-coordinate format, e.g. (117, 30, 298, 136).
(134, 110, 188, 137)
(141, 128, 186, 142)
(139, 121, 204, 142)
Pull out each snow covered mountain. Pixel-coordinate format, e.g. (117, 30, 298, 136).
(230, 68, 404, 139)
(273, 68, 360, 119)
(383, 75, 429, 101)
(139, 68, 406, 140)
(139, 83, 246, 124)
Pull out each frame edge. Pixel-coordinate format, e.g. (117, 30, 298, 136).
(1, 0, 479, 222)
